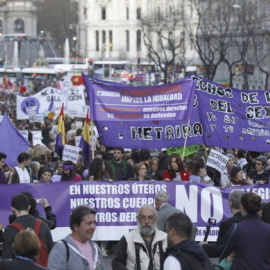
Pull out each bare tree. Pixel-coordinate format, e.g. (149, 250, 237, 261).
(35, 0, 77, 55)
(186, 0, 239, 81)
(140, 3, 193, 83)
(187, 0, 270, 89)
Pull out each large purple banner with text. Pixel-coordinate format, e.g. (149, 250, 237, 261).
(192, 75, 270, 152)
(84, 74, 270, 152)
(1, 181, 268, 241)
(83, 75, 202, 148)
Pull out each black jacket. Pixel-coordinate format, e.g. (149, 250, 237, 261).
(202, 211, 244, 258)
(164, 239, 212, 270)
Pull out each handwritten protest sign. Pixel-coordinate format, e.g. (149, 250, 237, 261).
(62, 145, 81, 163)
(206, 149, 229, 173)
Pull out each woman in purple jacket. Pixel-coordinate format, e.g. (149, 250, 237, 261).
(220, 192, 270, 270)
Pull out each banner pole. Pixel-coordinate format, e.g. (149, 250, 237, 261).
(182, 119, 190, 160)
(90, 119, 95, 160)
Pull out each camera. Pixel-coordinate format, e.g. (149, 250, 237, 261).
(36, 199, 43, 204)
(208, 218, 217, 225)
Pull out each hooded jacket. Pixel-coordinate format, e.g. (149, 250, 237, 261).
(47, 235, 104, 270)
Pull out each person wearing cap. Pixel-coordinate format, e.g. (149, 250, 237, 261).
(247, 155, 269, 184)
(229, 166, 253, 186)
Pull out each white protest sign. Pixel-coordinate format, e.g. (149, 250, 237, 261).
(75, 136, 81, 147)
(32, 130, 43, 146)
(19, 130, 29, 141)
(76, 121, 83, 129)
(206, 149, 229, 173)
(65, 85, 86, 118)
(62, 145, 81, 163)
(29, 114, 44, 123)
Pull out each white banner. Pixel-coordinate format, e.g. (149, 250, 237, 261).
(16, 86, 86, 120)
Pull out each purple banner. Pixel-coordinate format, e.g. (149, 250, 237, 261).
(83, 75, 203, 148)
(193, 75, 270, 152)
(1, 182, 268, 241)
(83, 74, 196, 122)
(83, 74, 270, 151)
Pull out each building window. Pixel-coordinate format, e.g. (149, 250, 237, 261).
(136, 30, 141, 51)
(109, 30, 113, 51)
(102, 7, 106, 20)
(96, 31, 99, 51)
(126, 7, 129, 20)
(14, 19, 24, 33)
(126, 30, 129, 51)
(137, 7, 141, 20)
(102, 30, 106, 51)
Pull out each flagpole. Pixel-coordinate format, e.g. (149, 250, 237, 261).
(182, 119, 190, 160)
(90, 119, 95, 160)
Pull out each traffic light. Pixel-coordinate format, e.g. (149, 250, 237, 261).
(88, 58, 93, 66)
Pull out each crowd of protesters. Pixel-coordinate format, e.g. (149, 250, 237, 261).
(1, 77, 270, 268)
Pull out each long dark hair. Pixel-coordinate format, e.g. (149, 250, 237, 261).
(169, 154, 184, 178)
(87, 158, 114, 180)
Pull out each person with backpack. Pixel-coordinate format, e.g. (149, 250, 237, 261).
(164, 212, 213, 270)
(0, 229, 46, 270)
(2, 194, 53, 267)
(47, 206, 104, 270)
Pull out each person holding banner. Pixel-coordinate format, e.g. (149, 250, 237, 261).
(11, 152, 33, 184)
(247, 155, 269, 184)
(146, 157, 163, 180)
(229, 166, 253, 187)
(110, 147, 133, 181)
(60, 160, 82, 182)
(162, 154, 189, 181)
(86, 157, 114, 181)
(132, 162, 152, 181)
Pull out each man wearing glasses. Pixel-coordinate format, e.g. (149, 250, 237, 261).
(112, 204, 167, 270)
(247, 155, 269, 184)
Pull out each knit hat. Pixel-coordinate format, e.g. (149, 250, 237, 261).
(230, 166, 242, 179)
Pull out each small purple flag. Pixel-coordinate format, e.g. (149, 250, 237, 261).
(0, 113, 30, 167)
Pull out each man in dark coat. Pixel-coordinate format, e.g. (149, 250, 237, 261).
(201, 189, 244, 258)
(164, 212, 212, 270)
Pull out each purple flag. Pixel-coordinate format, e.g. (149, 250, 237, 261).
(0, 113, 30, 167)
